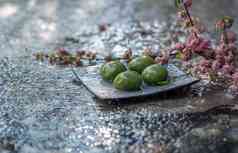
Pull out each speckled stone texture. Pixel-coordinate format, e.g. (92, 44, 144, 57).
(0, 0, 238, 153)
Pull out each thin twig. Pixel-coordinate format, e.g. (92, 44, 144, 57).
(223, 28, 229, 45)
(183, 4, 199, 39)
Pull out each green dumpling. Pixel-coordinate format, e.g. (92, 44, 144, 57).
(100, 61, 126, 82)
(142, 64, 168, 86)
(113, 71, 142, 91)
(128, 56, 154, 73)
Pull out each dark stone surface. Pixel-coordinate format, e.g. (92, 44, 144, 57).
(0, 0, 238, 153)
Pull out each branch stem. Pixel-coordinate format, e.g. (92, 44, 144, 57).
(223, 28, 229, 45)
(183, 4, 199, 39)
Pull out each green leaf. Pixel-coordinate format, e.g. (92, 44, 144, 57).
(175, 0, 184, 9)
(222, 16, 234, 29)
(175, 51, 183, 59)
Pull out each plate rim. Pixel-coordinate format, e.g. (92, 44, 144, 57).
(74, 65, 200, 100)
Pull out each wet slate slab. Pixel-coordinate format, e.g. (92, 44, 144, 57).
(75, 64, 199, 100)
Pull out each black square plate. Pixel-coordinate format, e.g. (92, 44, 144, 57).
(74, 64, 199, 100)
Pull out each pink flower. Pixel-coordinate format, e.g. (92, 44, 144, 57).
(192, 23, 207, 34)
(198, 59, 211, 73)
(181, 48, 192, 61)
(186, 33, 200, 48)
(194, 39, 211, 53)
(228, 43, 237, 50)
(200, 59, 211, 68)
(227, 31, 237, 43)
(185, 34, 211, 51)
(174, 43, 186, 50)
(184, 0, 192, 8)
(155, 55, 169, 65)
(215, 41, 237, 64)
(187, 38, 200, 49)
(215, 46, 227, 56)
(215, 20, 225, 30)
(212, 60, 222, 71)
(221, 64, 235, 76)
(221, 31, 237, 44)
(186, 33, 197, 42)
(215, 55, 225, 65)
(225, 54, 234, 64)
(184, 33, 212, 58)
